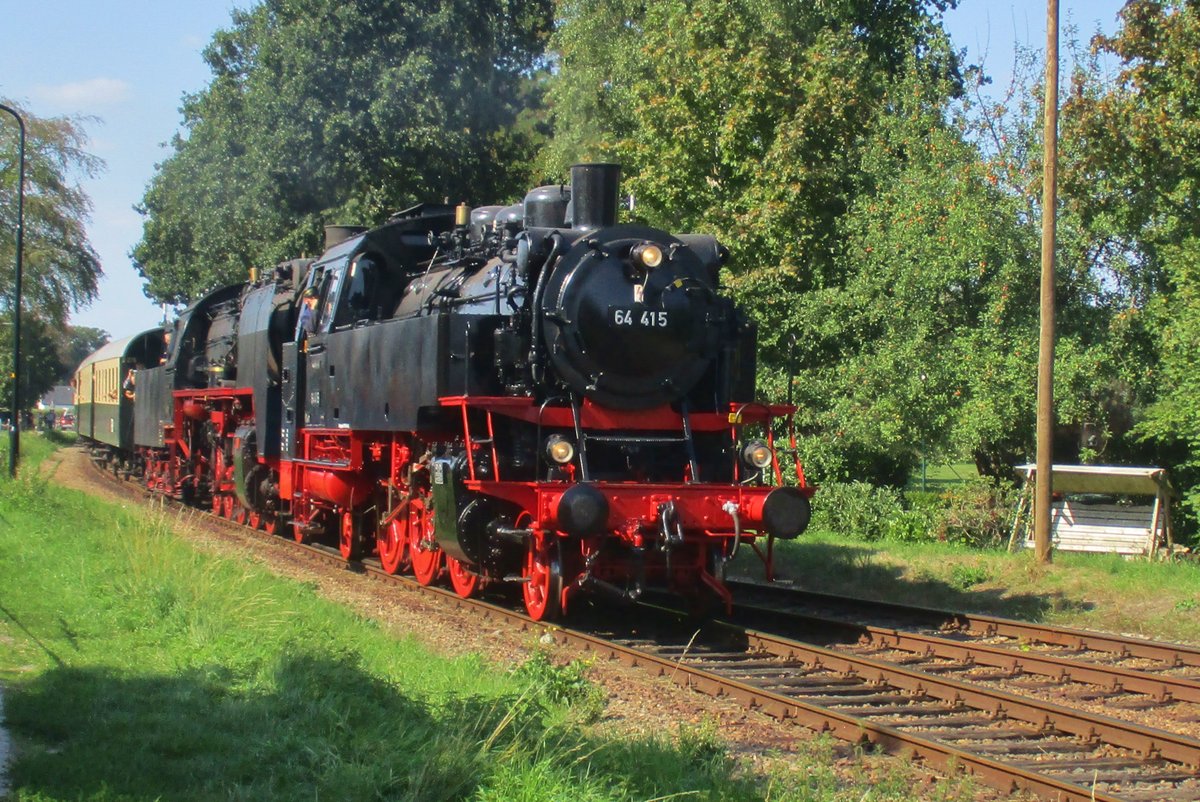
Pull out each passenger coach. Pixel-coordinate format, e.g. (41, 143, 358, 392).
(73, 329, 167, 471)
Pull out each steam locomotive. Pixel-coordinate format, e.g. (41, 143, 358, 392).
(74, 163, 813, 620)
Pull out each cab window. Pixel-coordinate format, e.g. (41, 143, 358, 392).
(333, 254, 380, 329)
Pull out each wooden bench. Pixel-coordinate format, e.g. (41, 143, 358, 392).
(1010, 465, 1175, 558)
(1028, 502, 1157, 555)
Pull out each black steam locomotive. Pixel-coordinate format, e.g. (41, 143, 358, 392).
(75, 163, 813, 619)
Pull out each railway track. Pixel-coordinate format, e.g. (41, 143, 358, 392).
(593, 607, 1200, 802)
(89, 454, 1200, 801)
(726, 579, 1200, 709)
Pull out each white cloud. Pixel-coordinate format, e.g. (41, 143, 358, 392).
(33, 78, 132, 108)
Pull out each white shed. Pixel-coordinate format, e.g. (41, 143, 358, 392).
(1009, 465, 1177, 557)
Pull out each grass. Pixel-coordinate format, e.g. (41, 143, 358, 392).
(0, 429, 72, 473)
(0, 442, 982, 801)
(739, 528, 1200, 643)
(907, 461, 979, 491)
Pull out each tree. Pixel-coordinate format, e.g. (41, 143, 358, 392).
(542, 1, 1150, 485)
(0, 312, 68, 415)
(134, 0, 554, 303)
(541, 1, 976, 482)
(0, 100, 104, 323)
(57, 325, 110, 382)
(791, 46, 1152, 483)
(1062, 0, 1200, 522)
(542, 0, 960, 284)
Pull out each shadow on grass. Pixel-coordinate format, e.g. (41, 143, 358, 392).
(762, 540, 1093, 622)
(5, 653, 512, 801)
(6, 653, 747, 802)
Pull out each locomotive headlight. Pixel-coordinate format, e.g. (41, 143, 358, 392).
(631, 242, 664, 269)
(742, 440, 774, 470)
(546, 435, 576, 465)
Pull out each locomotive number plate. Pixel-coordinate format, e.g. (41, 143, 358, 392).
(611, 305, 670, 328)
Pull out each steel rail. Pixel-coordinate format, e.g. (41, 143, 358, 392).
(728, 578, 1200, 669)
(731, 600, 1200, 704)
(557, 621, 1134, 802)
(201, 515, 1200, 799)
(729, 622, 1200, 768)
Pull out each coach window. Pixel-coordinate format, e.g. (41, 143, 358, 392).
(333, 254, 380, 329)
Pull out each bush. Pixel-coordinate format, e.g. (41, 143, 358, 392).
(812, 478, 1018, 548)
(811, 481, 907, 541)
(929, 479, 1018, 548)
(883, 507, 934, 542)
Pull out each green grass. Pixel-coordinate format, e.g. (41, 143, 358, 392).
(0, 429, 72, 473)
(739, 528, 1200, 643)
(907, 461, 979, 491)
(0, 444, 981, 801)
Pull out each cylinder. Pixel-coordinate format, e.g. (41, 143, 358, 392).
(569, 163, 621, 232)
(180, 401, 207, 421)
(523, 185, 570, 228)
(469, 205, 503, 242)
(495, 204, 524, 234)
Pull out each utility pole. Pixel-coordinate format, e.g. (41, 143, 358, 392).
(0, 103, 25, 478)
(1035, 0, 1059, 564)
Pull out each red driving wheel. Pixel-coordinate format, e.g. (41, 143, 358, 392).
(446, 555, 481, 599)
(377, 518, 409, 575)
(522, 535, 562, 621)
(338, 511, 362, 560)
(406, 497, 442, 585)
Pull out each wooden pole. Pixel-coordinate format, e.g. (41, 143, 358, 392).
(1035, 0, 1059, 564)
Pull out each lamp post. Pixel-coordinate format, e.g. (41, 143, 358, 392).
(0, 102, 25, 478)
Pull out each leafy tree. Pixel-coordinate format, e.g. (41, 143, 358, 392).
(543, 0, 959, 284)
(543, 1, 1153, 485)
(56, 325, 110, 382)
(134, 0, 554, 303)
(0, 312, 68, 415)
(0, 99, 104, 323)
(1062, 0, 1200, 521)
(541, 1, 979, 482)
(783, 53, 1038, 481)
(801, 45, 1154, 483)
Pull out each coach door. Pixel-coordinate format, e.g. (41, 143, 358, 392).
(88, 362, 97, 438)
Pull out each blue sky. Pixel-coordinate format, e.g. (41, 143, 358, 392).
(0, 0, 1128, 340)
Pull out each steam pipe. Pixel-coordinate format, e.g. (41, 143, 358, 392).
(528, 232, 564, 386)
